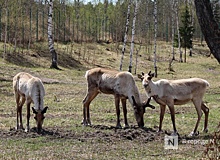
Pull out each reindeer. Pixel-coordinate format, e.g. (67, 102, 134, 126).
(82, 68, 155, 128)
(13, 72, 48, 133)
(138, 71, 209, 136)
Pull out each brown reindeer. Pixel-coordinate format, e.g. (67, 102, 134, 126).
(138, 71, 209, 136)
(82, 68, 155, 128)
(13, 72, 48, 133)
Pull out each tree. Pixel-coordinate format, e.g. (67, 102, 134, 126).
(212, 0, 220, 27)
(195, 0, 220, 63)
(128, 1, 139, 73)
(3, 0, 8, 59)
(153, 0, 158, 77)
(119, 0, 131, 71)
(169, 0, 175, 72)
(48, 0, 60, 69)
(179, 4, 194, 63)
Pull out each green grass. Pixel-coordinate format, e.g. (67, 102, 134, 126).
(0, 41, 219, 159)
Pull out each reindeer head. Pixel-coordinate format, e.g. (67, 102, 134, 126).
(138, 71, 155, 94)
(132, 96, 144, 127)
(131, 94, 155, 128)
(32, 106, 48, 133)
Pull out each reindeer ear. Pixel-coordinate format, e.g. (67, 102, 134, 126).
(150, 72, 155, 77)
(32, 107, 38, 114)
(147, 71, 155, 80)
(137, 72, 145, 81)
(41, 106, 48, 114)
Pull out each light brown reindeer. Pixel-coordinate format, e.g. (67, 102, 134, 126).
(138, 71, 209, 136)
(82, 68, 155, 128)
(13, 72, 48, 133)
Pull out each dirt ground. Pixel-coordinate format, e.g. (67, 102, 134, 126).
(0, 125, 159, 142)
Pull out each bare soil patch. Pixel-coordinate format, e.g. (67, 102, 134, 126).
(0, 125, 160, 143)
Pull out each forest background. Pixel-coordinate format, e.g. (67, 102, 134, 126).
(0, 0, 220, 159)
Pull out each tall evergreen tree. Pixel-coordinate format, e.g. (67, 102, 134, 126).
(179, 4, 194, 63)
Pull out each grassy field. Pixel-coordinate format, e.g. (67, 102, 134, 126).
(0, 41, 220, 159)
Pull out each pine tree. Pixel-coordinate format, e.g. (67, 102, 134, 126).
(179, 4, 194, 63)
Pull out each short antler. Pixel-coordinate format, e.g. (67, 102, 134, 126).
(143, 97, 155, 109)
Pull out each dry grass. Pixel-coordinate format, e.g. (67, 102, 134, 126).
(0, 41, 219, 159)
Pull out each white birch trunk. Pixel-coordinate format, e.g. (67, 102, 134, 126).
(48, 0, 59, 69)
(128, 1, 139, 73)
(175, 0, 182, 62)
(171, 0, 175, 61)
(153, 0, 158, 77)
(119, 0, 131, 71)
(145, 0, 149, 43)
(189, 0, 194, 57)
(169, 0, 175, 71)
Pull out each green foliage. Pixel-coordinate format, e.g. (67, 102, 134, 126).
(174, 5, 194, 49)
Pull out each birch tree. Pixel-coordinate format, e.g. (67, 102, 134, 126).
(48, 0, 59, 69)
(3, 0, 8, 59)
(119, 0, 131, 71)
(169, 0, 175, 72)
(153, 0, 158, 77)
(128, 1, 139, 73)
(175, 0, 182, 62)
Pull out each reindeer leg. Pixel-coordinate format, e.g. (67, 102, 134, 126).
(168, 104, 178, 135)
(15, 93, 20, 130)
(18, 96, 25, 130)
(115, 95, 122, 129)
(190, 99, 203, 136)
(121, 98, 129, 128)
(25, 100, 31, 132)
(159, 105, 166, 132)
(201, 102, 209, 133)
(82, 87, 99, 126)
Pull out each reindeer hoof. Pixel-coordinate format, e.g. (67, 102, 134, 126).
(203, 128, 208, 133)
(157, 129, 163, 134)
(188, 131, 199, 137)
(15, 126, 24, 130)
(124, 124, 129, 129)
(81, 119, 91, 126)
(171, 132, 179, 136)
(116, 124, 122, 129)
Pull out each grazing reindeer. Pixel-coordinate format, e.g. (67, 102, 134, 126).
(138, 71, 209, 136)
(13, 72, 48, 133)
(82, 68, 155, 128)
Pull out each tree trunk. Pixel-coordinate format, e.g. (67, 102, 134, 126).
(128, 1, 139, 73)
(119, 0, 131, 71)
(153, 0, 158, 77)
(48, 0, 59, 69)
(3, 6, 8, 59)
(195, 0, 220, 63)
(28, 5, 32, 51)
(169, 0, 175, 72)
(175, 0, 182, 62)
